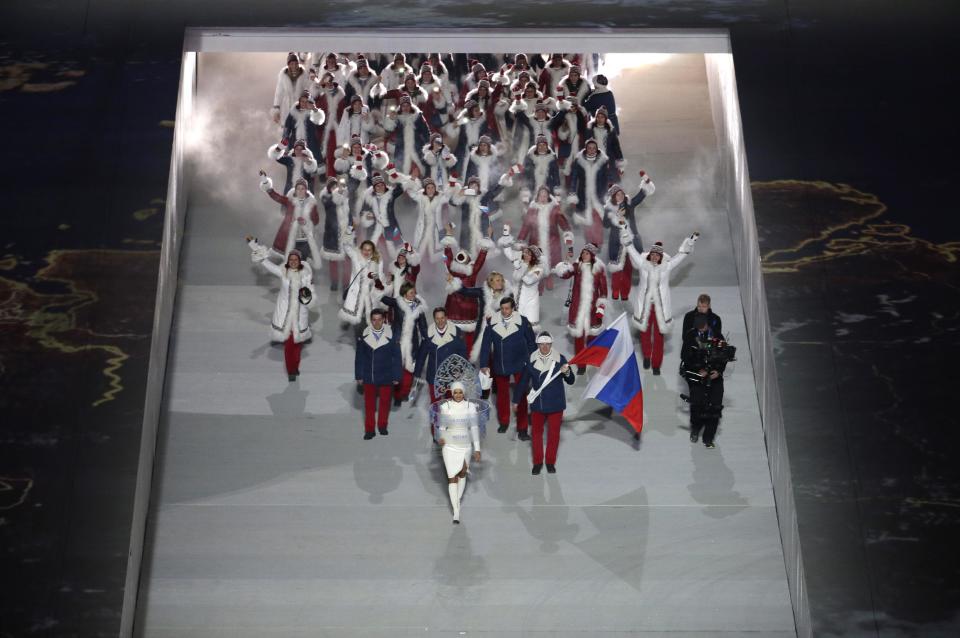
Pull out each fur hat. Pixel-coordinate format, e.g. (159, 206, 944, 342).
(421, 177, 436, 190)
(569, 65, 582, 74)
(350, 94, 363, 105)
(466, 175, 482, 187)
(526, 244, 543, 259)
(287, 248, 303, 259)
(463, 98, 478, 111)
(649, 241, 665, 255)
(294, 177, 309, 189)
(472, 62, 486, 74)
(595, 105, 609, 117)
(404, 72, 417, 84)
(371, 173, 385, 187)
(356, 56, 368, 67)
(350, 133, 363, 146)
(326, 175, 339, 187)
(535, 134, 549, 146)
(293, 139, 307, 150)
(450, 381, 466, 393)
(287, 52, 299, 64)
(420, 62, 434, 73)
(299, 89, 311, 100)
(534, 100, 548, 113)
(580, 243, 599, 257)
(398, 94, 412, 106)
(607, 184, 625, 199)
(478, 135, 493, 146)
(430, 131, 443, 144)
(478, 79, 490, 89)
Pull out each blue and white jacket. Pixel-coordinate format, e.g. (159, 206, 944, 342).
(354, 325, 402, 385)
(474, 310, 536, 376)
(414, 324, 468, 384)
(513, 349, 576, 413)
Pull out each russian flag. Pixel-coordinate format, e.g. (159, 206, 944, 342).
(569, 312, 644, 434)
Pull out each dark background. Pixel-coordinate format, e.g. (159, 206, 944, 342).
(1, 2, 958, 636)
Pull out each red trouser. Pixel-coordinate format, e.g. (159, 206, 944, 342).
(395, 369, 414, 400)
(494, 373, 528, 431)
(362, 384, 392, 432)
(284, 335, 302, 375)
(611, 259, 633, 300)
(640, 308, 664, 369)
(531, 411, 563, 465)
(463, 331, 475, 354)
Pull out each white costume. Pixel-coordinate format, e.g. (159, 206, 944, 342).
(400, 177, 453, 259)
(437, 396, 481, 522)
(501, 240, 544, 329)
(623, 230, 698, 332)
(248, 239, 315, 343)
(339, 233, 385, 325)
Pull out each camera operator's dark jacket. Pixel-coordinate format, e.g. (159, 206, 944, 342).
(680, 329, 729, 377)
(681, 308, 723, 339)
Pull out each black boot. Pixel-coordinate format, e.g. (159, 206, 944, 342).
(379, 427, 389, 436)
(517, 430, 531, 441)
(546, 464, 556, 474)
(363, 432, 375, 440)
(642, 357, 651, 369)
(652, 367, 661, 375)
(576, 366, 586, 376)
(531, 464, 542, 475)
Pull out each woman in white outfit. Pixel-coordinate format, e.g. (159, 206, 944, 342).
(499, 238, 545, 331)
(340, 234, 385, 328)
(436, 382, 481, 524)
(246, 239, 315, 382)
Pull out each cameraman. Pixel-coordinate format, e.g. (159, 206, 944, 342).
(682, 293, 722, 337)
(680, 314, 728, 449)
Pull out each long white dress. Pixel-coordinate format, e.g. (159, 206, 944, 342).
(437, 398, 481, 478)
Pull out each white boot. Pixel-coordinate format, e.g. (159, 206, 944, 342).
(448, 482, 460, 523)
(457, 474, 467, 502)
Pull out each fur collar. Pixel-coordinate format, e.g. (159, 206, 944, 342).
(491, 310, 522, 339)
(428, 323, 456, 346)
(579, 258, 606, 275)
(448, 258, 474, 276)
(575, 148, 609, 169)
(530, 348, 561, 372)
(362, 324, 394, 350)
(395, 104, 422, 120)
(526, 145, 557, 160)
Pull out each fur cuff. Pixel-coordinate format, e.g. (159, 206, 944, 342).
(444, 276, 464, 295)
(267, 145, 284, 161)
(248, 239, 269, 262)
(349, 164, 367, 181)
(562, 231, 574, 244)
(309, 109, 326, 126)
(478, 236, 496, 251)
(496, 234, 515, 248)
(259, 177, 273, 193)
(553, 261, 573, 277)
(440, 234, 458, 248)
(641, 180, 656, 196)
(572, 212, 589, 226)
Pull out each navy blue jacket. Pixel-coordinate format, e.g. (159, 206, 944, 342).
(476, 312, 536, 376)
(604, 190, 648, 263)
(583, 88, 620, 134)
(414, 325, 468, 383)
(513, 351, 576, 413)
(354, 326, 402, 385)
